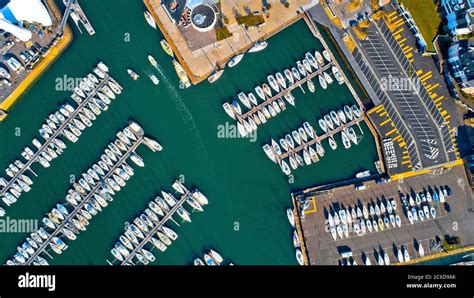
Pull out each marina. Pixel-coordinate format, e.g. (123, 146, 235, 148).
(223, 57, 337, 135)
(0, 8, 379, 265)
(62, 0, 96, 36)
(5, 121, 162, 265)
(108, 181, 208, 265)
(263, 107, 364, 175)
(0, 62, 122, 211)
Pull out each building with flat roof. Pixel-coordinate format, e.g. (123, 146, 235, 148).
(446, 38, 474, 94)
(438, 0, 474, 36)
(0, 0, 52, 41)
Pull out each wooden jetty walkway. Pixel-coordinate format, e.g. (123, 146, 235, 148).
(234, 61, 335, 123)
(0, 73, 113, 197)
(23, 134, 146, 265)
(118, 190, 195, 265)
(274, 116, 364, 161)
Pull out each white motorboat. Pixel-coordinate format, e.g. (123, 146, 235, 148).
(291, 67, 301, 81)
(284, 92, 295, 106)
(228, 54, 244, 67)
(337, 109, 347, 124)
(305, 52, 318, 69)
(286, 208, 295, 227)
(303, 149, 312, 165)
(308, 146, 319, 163)
(302, 59, 313, 73)
(267, 75, 280, 93)
(262, 83, 272, 97)
(284, 69, 294, 85)
(275, 72, 287, 89)
(330, 111, 340, 127)
(318, 75, 327, 89)
(328, 137, 337, 150)
(296, 61, 306, 77)
(307, 79, 315, 93)
(238, 92, 252, 109)
(280, 160, 291, 175)
(323, 71, 333, 84)
(418, 244, 425, 257)
(315, 142, 325, 157)
(248, 41, 268, 53)
(322, 50, 331, 62)
(341, 129, 351, 149)
(352, 105, 362, 118)
(255, 86, 266, 100)
(262, 144, 276, 162)
(315, 51, 324, 65)
(324, 115, 334, 130)
(318, 119, 327, 133)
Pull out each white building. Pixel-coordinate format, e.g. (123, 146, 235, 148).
(0, 0, 52, 41)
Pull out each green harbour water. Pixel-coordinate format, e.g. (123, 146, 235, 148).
(0, 0, 378, 265)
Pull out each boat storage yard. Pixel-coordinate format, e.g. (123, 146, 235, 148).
(294, 165, 474, 265)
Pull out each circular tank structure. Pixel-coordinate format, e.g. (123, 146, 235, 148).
(190, 4, 216, 32)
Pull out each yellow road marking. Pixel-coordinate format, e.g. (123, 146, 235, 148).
(385, 128, 397, 136)
(427, 83, 440, 92)
(368, 105, 384, 114)
(303, 197, 317, 215)
(380, 119, 391, 126)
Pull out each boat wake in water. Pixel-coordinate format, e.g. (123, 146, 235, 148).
(156, 64, 210, 162)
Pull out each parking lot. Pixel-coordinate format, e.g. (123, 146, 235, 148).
(297, 165, 474, 265)
(349, 11, 457, 171)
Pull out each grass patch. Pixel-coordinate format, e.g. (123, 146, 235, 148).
(215, 26, 232, 41)
(399, 0, 440, 52)
(236, 14, 265, 27)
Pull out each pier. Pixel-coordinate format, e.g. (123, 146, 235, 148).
(233, 61, 335, 123)
(118, 190, 195, 265)
(22, 133, 147, 265)
(62, 0, 95, 36)
(274, 116, 364, 161)
(0, 73, 114, 198)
